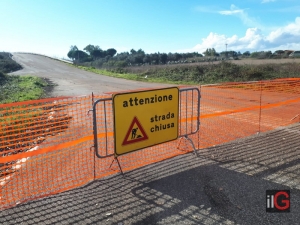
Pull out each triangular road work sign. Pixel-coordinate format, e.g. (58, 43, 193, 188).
(122, 117, 148, 145)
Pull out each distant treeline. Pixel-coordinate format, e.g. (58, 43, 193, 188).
(67, 45, 299, 69)
(67, 45, 203, 68)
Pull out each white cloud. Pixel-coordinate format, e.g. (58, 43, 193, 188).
(267, 17, 300, 44)
(219, 4, 244, 15)
(195, 4, 261, 28)
(218, 4, 261, 28)
(179, 17, 300, 53)
(261, 0, 276, 3)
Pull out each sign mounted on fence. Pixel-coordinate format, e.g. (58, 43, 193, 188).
(113, 87, 179, 156)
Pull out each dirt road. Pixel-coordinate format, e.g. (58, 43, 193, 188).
(9, 53, 172, 97)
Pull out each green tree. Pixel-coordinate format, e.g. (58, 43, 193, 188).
(74, 50, 89, 62)
(274, 50, 284, 56)
(84, 44, 101, 54)
(91, 49, 104, 59)
(106, 48, 117, 57)
(143, 55, 151, 64)
(243, 51, 250, 57)
(150, 53, 160, 64)
(211, 48, 216, 56)
(70, 45, 78, 52)
(250, 52, 259, 58)
(203, 49, 210, 56)
(160, 53, 168, 64)
(137, 49, 145, 55)
(174, 53, 182, 61)
(115, 52, 129, 61)
(265, 51, 272, 58)
(67, 45, 78, 60)
(130, 49, 137, 54)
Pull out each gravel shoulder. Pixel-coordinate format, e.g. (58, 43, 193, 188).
(1, 123, 299, 224)
(9, 53, 173, 97)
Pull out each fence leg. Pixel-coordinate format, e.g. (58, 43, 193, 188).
(176, 137, 183, 149)
(109, 157, 124, 175)
(184, 135, 199, 157)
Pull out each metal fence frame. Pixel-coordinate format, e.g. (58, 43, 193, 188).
(92, 97, 113, 158)
(178, 87, 201, 157)
(92, 87, 201, 160)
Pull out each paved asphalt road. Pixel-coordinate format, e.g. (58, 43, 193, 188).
(1, 123, 299, 224)
(9, 53, 172, 97)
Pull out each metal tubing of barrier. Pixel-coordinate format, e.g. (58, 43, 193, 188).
(178, 87, 201, 137)
(92, 87, 201, 161)
(183, 135, 199, 157)
(177, 87, 201, 156)
(92, 97, 114, 158)
(109, 157, 124, 175)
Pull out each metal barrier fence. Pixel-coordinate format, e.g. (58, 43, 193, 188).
(1, 79, 300, 209)
(91, 88, 200, 174)
(92, 87, 200, 160)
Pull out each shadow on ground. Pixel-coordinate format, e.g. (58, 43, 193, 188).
(0, 124, 299, 225)
(43, 78, 57, 97)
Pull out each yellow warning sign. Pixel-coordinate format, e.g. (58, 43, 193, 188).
(113, 87, 179, 156)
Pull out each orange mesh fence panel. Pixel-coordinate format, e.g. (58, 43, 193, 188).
(259, 79, 300, 132)
(0, 89, 199, 209)
(1, 79, 299, 209)
(199, 83, 261, 148)
(199, 78, 300, 148)
(1, 96, 98, 208)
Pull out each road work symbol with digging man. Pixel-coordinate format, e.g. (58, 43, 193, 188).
(122, 117, 148, 146)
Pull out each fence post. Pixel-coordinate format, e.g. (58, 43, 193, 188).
(258, 81, 263, 134)
(92, 92, 96, 180)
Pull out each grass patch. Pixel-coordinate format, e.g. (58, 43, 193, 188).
(76, 65, 199, 85)
(0, 73, 48, 104)
(0, 69, 70, 179)
(0, 52, 48, 104)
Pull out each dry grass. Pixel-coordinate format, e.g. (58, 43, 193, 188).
(232, 58, 300, 65)
(118, 59, 300, 84)
(126, 58, 300, 73)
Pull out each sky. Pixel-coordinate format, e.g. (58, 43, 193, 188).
(1, 0, 300, 58)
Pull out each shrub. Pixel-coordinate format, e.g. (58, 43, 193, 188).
(0, 71, 7, 84)
(0, 52, 22, 73)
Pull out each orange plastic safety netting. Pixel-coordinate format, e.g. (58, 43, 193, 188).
(200, 78, 300, 148)
(1, 79, 299, 209)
